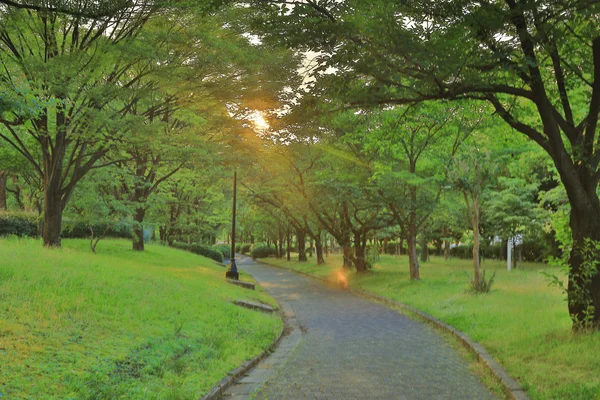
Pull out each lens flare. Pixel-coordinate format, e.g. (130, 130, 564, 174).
(332, 268, 348, 289)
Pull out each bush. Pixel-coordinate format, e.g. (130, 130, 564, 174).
(212, 244, 231, 259)
(250, 244, 275, 259)
(171, 242, 223, 263)
(0, 212, 38, 237)
(239, 243, 252, 254)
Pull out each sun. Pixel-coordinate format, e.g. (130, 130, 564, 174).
(251, 111, 270, 132)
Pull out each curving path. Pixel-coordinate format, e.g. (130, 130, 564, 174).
(223, 255, 498, 400)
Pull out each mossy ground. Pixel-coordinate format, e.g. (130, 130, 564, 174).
(0, 238, 281, 399)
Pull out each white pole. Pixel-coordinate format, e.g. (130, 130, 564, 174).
(507, 238, 512, 272)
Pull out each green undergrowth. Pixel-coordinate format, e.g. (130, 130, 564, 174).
(0, 238, 281, 399)
(262, 254, 600, 400)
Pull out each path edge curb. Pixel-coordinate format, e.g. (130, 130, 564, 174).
(258, 259, 530, 400)
(198, 300, 286, 400)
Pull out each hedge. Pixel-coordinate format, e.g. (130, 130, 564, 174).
(235, 243, 252, 254)
(61, 221, 131, 239)
(171, 241, 223, 263)
(212, 244, 231, 259)
(250, 244, 276, 260)
(0, 212, 38, 237)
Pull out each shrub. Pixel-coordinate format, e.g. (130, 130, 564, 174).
(239, 243, 252, 254)
(250, 244, 275, 259)
(171, 242, 190, 251)
(0, 212, 38, 237)
(212, 244, 231, 259)
(170, 242, 223, 263)
(188, 244, 223, 263)
(467, 270, 496, 293)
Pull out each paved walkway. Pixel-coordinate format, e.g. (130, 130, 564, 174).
(223, 256, 498, 400)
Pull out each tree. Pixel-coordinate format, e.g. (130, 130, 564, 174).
(252, 0, 600, 328)
(0, 2, 215, 247)
(450, 148, 497, 291)
(486, 176, 540, 268)
(364, 104, 472, 279)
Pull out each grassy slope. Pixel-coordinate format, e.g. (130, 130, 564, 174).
(263, 254, 600, 400)
(0, 238, 281, 400)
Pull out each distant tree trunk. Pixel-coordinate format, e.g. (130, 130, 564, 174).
(469, 195, 481, 288)
(159, 226, 166, 242)
(0, 171, 7, 210)
(278, 224, 285, 258)
(435, 239, 442, 256)
(407, 204, 420, 279)
(420, 234, 428, 263)
(444, 240, 450, 260)
(354, 231, 368, 273)
(286, 231, 291, 261)
(296, 227, 307, 261)
(308, 239, 313, 257)
(132, 207, 145, 251)
(315, 239, 325, 265)
(399, 237, 404, 255)
(519, 244, 523, 268)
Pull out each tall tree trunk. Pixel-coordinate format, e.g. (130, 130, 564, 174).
(296, 227, 307, 261)
(407, 235, 419, 280)
(42, 131, 67, 247)
(132, 207, 146, 251)
(0, 171, 7, 210)
(420, 234, 428, 263)
(567, 202, 600, 327)
(342, 245, 353, 268)
(42, 188, 63, 247)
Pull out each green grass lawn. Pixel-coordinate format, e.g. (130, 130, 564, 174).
(0, 238, 282, 399)
(262, 253, 600, 400)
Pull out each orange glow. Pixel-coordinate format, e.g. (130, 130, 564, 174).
(332, 268, 348, 289)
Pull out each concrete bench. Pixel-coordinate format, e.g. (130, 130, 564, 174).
(227, 279, 255, 290)
(234, 299, 275, 313)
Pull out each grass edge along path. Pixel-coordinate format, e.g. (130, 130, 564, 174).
(0, 238, 282, 399)
(259, 254, 600, 400)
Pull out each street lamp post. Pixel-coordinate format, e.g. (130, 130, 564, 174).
(226, 169, 239, 280)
